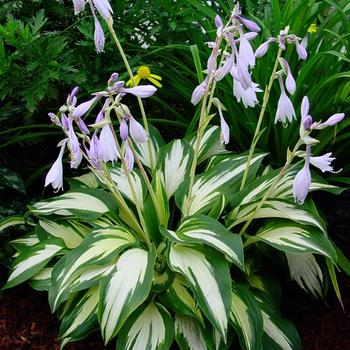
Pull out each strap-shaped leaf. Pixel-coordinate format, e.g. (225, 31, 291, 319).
(60, 286, 99, 348)
(31, 189, 116, 218)
(168, 244, 231, 340)
(49, 225, 135, 311)
(230, 284, 263, 350)
(229, 199, 326, 233)
(39, 220, 84, 249)
(4, 238, 64, 289)
(110, 165, 146, 211)
(175, 314, 208, 350)
(177, 153, 265, 215)
(161, 215, 244, 269)
(29, 267, 52, 291)
(0, 215, 25, 231)
(157, 139, 193, 198)
(117, 301, 174, 350)
(10, 233, 40, 251)
(286, 252, 323, 298)
(99, 247, 156, 343)
(255, 221, 336, 260)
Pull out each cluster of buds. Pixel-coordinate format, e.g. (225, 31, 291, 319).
(292, 96, 344, 204)
(45, 73, 157, 191)
(73, 0, 113, 53)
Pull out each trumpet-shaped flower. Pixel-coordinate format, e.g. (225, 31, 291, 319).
(119, 118, 129, 141)
(191, 77, 209, 105)
(279, 57, 296, 95)
(293, 146, 311, 204)
(126, 66, 162, 88)
(45, 141, 66, 192)
(72, 0, 85, 15)
(317, 113, 345, 129)
(129, 116, 148, 143)
(310, 153, 337, 173)
(73, 96, 100, 118)
(239, 30, 255, 68)
(235, 15, 260, 33)
(255, 38, 274, 58)
(99, 125, 119, 162)
(92, 0, 113, 20)
(123, 85, 157, 98)
(93, 17, 105, 53)
(275, 76, 295, 123)
(295, 41, 307, 60)
(233, 80, 262, 108)
(124, 142, 134, 173)
(88, 133, 102, 169)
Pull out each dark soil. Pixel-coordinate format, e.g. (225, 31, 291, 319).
(0, 191, 350, 349)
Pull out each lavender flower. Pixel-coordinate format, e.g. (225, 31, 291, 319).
(316, 113, 345, 129)
(215, 55, 234, 81)
(129, 116, 148, 143)
(119, 118, 129, 141)
(123, 85, 157, 98)
(233, 80, 262, 108)
(73, 96, 100, 118)
(293, 146, 311, 204)
(235, 15, 260, 33)
(191, 77, 208, 105)
(45, 141, 66, 192)
(93, 17, 105, 53)
(310, 153, 337, 173)
(76, 117, 90, 134)
(68, 119, 83, 169)
(275, 76, 296, 123)
(61, 113, 70, 131)
(238, 30, 256, 68)
(72, 0, 85, 15)
(218, 108, 229, 145)
(124, 142, 134, 172)
(215, 15, 224, 36)
(279, 57, 296, 95)
(233, 57, 252, 90)
(99, 125, 118, 162)
(48, 112, 60, 125)
(255, 39, 274, 58)
(295, 41, 308, 60)
(88, 132, 102, 169)
(92, 0, 113, 20)
(301, 96, 313, 129)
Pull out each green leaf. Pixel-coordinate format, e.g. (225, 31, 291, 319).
(4, 238, 64, 289)
(157, 139, 193, 198)
(60, 287, 99, 348)
(255, 221, 337, 261)
(0, 215, 25, 232)
(99, 247, 156, 343)
(161, 215, 244, 269)
(334, 244, 350, 276)
(168, 244, 231, 340)
(29, 267, 52, 291)
(49, 225, 135, 311)
(326, 258, 343, 309)
(190, 44, 203, 82)
(117, 301, 174, 350)
(230, 284, 263, 350)
(286, 253, 323, 298)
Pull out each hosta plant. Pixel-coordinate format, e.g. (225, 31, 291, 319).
(1, 1, 348, 349)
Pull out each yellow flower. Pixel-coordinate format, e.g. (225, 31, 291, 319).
(307, 23, 318, 33)
(126, 66, 162, 88)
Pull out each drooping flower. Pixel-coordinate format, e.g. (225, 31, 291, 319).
(238, 29, 256, 68)
(275, 76, 296, 123)
(233, 80, 262, 108)
(126, 66, 162, 88)
(191, 77, 209, 105)
(310, 153, 337, 173)
(214, 15, 224, 36)
(254, 38, 274, 58)
(218, 108, 229, 145)
(87, 132, 102, 169)
(235, 15, 260, 33)
(301, 96, 313, 129)
(72, 0, 85, 15)
(279, 57, 296, 95)
(295, 41, 308, 60)
(129, 116, 148, 143)
(99, 124, 119, 162)
(45, 141, 66, 192)
(293, 146, 311, 204)
(92, 0, 113, 20)
(73, 96, 101, 118)
(119, 118, 129, 141)
(214, 54, 234, 81)
(60, 113, 70, 131)
(316, 113, 345, 129)
(123, 85, 157, 98)
(68, 119, 83, 169)
(93, 17, 105, 53)
(123, 142, 134, 172)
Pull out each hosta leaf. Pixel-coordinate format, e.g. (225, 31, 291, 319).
(230, 284, 263, 350)
(254, 291, 301, 350)
(39, 220, 84, 249)
(60, 287, 99, 348)
(117, 301, 174, 350)
(10, 233, 39, 251)
(49, 225, 135, 311)
(157, 139, 193, 198)
(32, 189, 116, 219)
(99, 247, 156, 343)
(177, 153, 265, 215)
(4, 238, 64, 289)
(175, 314, 208, 350)
(168, 244, 231, 340)
(29, 267, 52, 291)
(286, 252, 323, 298)
(161, 215, 244, 269)
(255, 221, 336, 260)
(229, 199, 326, 233)
(110, 165, 146, 211)
(187, 126, 226, 164)
(0, 215, 25, 231)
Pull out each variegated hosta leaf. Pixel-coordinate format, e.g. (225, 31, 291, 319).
(110, 165, 146, 211)
(229, 199, 326, 233)
(157, 139, 193, 198)
(254, 292, 301, 350)
(0, 215, 25, 231)
(188, 125, 226, 164)
(39, 220, 84, 249)
(178, 153, 265, 215)
(99, 247, 156, 343)
(132, 124, 165, 170)
(255, 221, 336, 260)
(60, 287, 99, 348)
(168, 244, 231, 340)
(286, 252, 323, 298)
(29, 267, 52, 291)
(230, 284, 263, 350)
(160, 274, 203, 322)
(49, 225, 135, 311)
(10, 233, 40, 251)
(4, 238, 64, 289)
(175, 314, 208, 350)
(70, 172, 99, 188)
(32, 189, 116, 218)
(161, 215, 244, 269)
(117, 301, 174, 350)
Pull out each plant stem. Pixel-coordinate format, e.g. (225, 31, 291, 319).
(236, 137, 303, 234)
(239, 48, 283, 191)
(106, 19, 155, 170)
